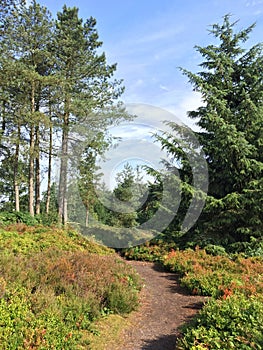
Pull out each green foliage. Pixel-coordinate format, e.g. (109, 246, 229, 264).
(107, 163, 147, 228)
(163, 247, 263, 298)
(81, 223, 155, 249)
(229, 236, 263, 257)
(160, 247, 263, 349)
(0, 226, 113, 255)
(0, 0, 126, 219)
(0, 226, 141, 349)
(0, 286, 81, 349)
(177, 295, 263, 350)
(123, 240, 177, 262)
(146, 15, 263, 247)
(203, 244, 227, 256)
(0, 211, 40, 226)
(181, 15, 263, 241)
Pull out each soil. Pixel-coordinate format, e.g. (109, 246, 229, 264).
(116, 260, 207, 350)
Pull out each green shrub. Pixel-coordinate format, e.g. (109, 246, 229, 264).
(177, 294, 263, 349)
(123, 240, 177, 262)
(0, 226, 142, 349)
(0, 211, 40, 226)
(0, 286, 81, 349)
(106, 280, 139, 314)
(163, 248, 263, 297)
(180, 270, 237, 298)
(229, 237, 263, 257)
(0, 211, 58, 227)
(0, 227, 114, 256)
(204, 244, 227, 256)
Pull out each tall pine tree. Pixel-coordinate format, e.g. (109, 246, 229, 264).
(53, 6, 124, 224)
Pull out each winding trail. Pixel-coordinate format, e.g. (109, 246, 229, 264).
(117, 260, 206, 350)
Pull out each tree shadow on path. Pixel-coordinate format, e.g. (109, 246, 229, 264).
(138, 263, 205, 350)
(141, 334, 177, 350)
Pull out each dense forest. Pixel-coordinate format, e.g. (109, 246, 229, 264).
(0, 1, 262, 252)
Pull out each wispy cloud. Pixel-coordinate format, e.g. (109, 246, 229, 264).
(136, 26, 185, 45)
(246, 0, 263, 7)
(159, 85, 170, 92)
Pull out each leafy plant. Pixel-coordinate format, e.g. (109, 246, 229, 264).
(177, 294, 263, 349)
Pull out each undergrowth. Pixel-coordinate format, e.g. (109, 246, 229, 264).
(0, 226, 142, 349)
(123, 243, 263, 349)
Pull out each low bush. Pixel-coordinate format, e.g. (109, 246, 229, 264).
(177, 294, 263, 349)
(0, 227, 142, 349)
(161, 247, 263, 349)
(123, 240, 177, 262)
(163, 247, 263, 298)
(0, 211, 59, 226)
(0, 211, 40, 226)
(229, 236, 263, 257)
(0, 286, 82, 349)
(0, 226, 113, 256)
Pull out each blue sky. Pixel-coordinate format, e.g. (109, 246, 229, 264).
(37, 0, 263, 126)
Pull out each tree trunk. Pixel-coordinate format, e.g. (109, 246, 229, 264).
(63, 194, 68, 225)
(14, 122, 20, 212)
(58, 108, 69, 225)
(46, 122, 52, 214)
(29, 82, 35, 216)
(85, 206, 89, 227)
(0, 100, 6, 151)
(35, 124, 40, 215)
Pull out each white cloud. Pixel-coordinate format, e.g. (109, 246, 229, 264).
(164, 91, 203, 131)
(246, 0, 263, 6)
(109, 123, 154, 141)
(134, 79, 144, 87)
(99, 102, 205, 190)
(136, 26, 185, 45)
(159, 85, 169, 92)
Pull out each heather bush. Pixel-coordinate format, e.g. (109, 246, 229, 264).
(0, 285, 83, 349)
(162, 248, 263, 349)
(0, 226, 113, 256)
(163, 247, 263, 297)
(0, 227, 141, 349)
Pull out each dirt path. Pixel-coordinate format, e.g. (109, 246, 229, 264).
(117, 260, 206, 350)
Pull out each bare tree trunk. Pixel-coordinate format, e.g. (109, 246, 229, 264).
(29, 126, 35, 216)
(63, 195, 68, 225)
(14, 122, 20, 212)
(85, 207, 89, 227)
(58, 108, 69, 225)
(29, 82, 35, 216)
(35, 124, 40, 215)
(0, 100, 6, 152)
(46, 122, 52, 214)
